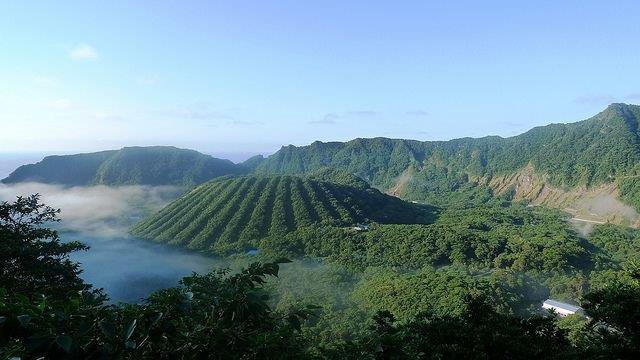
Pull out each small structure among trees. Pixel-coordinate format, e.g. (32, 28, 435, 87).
(353, 223, 370, 231)
(542, 299, 583, 316)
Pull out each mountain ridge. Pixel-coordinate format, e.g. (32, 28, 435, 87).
(255, 103, 640, 216)
(4, 104, 640, 219)
(2, 146, 245, 186)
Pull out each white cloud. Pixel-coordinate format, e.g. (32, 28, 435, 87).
(69, 44, 99, 60)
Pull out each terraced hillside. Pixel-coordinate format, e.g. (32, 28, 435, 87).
(130, 175, 434, 253)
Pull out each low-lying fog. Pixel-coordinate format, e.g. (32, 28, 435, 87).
(0, 182, 218, 303)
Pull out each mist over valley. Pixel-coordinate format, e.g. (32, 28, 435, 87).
(0, 180, 219, 303)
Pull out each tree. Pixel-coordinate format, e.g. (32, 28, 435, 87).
(581, 262, 640, 357)
(0, 195, 315, 358)
(0, 194, 93, 299)
(322, 295, 574, 359)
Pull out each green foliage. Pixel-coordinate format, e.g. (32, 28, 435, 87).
(352, 267, 543, 321)
(401, 163, 497, 207)
(0, 194, 96, 299)
(264, 261, 371, 348)
(1, 150, 115, 186)
(4, 195, 640, 358)
(256, 104, 640, 209)
(588, 223, 640, 267)
(322, 296, 575, 359)
(239, 154, 266, 172)
(131, 175, 435, 254)
(259, 205, 589, 275)
(0, 262, 313, 359)
(307, 167, 370, 190)
(2, 146, 243, 186)
(0, 195, 313, 359)
(579, 264, 640, 358)
(618, 174, 640, 210)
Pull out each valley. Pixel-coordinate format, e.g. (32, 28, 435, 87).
(3, 104, 640, 358)
(5, 4, 640, 356)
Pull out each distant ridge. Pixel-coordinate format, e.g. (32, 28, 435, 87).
(2, 146, 244, 186)
(5, 104, 640, 220)
(130, 174, 434, 254)
(255, 104, 640, 217)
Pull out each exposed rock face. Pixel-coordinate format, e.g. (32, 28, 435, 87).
(484, 165, 639, 227)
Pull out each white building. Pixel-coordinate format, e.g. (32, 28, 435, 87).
(542, 299, 583, 317)
(353, 223, 369, 231)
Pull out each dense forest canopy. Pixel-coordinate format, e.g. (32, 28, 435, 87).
(2, 196, 640, 358)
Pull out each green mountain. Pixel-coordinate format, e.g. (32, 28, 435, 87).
(256, 104, 640, 220)
(130, 174, 434, 254)
(6, 104, 640, 222)
(2, 146, 243, 186)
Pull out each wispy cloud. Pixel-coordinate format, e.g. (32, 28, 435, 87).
(574, 94, 616, 105)
(69, 44, 99, 60)
(406, 110, 429, 116)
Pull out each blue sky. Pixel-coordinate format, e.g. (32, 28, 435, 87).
(1, 1, 639, 159)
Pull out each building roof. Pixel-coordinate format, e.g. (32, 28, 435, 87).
(543, 299, 581, 313)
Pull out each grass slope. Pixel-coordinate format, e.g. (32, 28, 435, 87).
(130, 175, 434, 253)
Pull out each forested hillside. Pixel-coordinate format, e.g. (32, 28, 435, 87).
(2, 146, 243, 186)
(5, 195, 640, 358)
(256, 104, 640, 211)
(130, 174, 434, 253)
